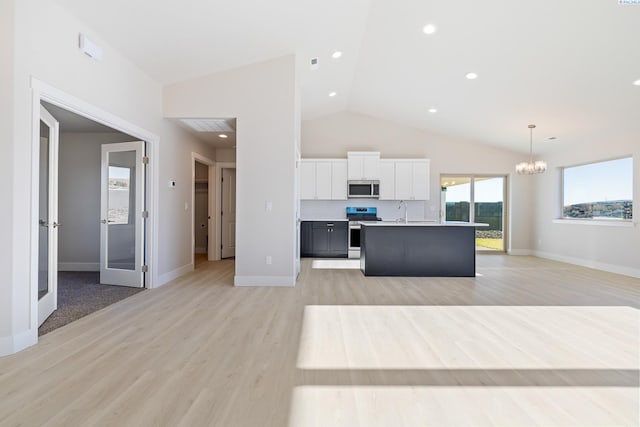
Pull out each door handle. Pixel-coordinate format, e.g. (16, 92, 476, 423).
(39, 219, 48, 228)
(52, 222, 62, 228)
(100, 219, 116, 224)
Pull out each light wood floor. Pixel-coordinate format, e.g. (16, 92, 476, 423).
(0, 255, 638, 426)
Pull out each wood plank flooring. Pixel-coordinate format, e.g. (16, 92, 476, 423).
(0, 255, 638, 426)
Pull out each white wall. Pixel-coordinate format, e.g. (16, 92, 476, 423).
(2, 0, 217, 355)
(0, 0, 16, 341)
(164, 56, 299, 286)
(157, 122, 217, 281)
(215, 148, 236, 163)
(301, 111, 534, 252)
(532, 141, 640, 277)
(57, 132, 135, 269)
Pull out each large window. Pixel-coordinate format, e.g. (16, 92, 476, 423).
(562, 157, 633, 220)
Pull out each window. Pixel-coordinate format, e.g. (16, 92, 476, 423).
(108, 166, 132, 225)
(562, 157, 633, 220)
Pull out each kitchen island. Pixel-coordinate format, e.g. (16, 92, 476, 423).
(359, 221, 488, 277)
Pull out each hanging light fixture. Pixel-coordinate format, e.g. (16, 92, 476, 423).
(515, 124, 547, 174)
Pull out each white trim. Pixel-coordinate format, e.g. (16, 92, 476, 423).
(58, 262, 100, 271)
(533, 250, 640, 279)
(552, 219, 635, 227)
(507, 249, 533, 256)
(215, 162, 236, 261)
(234, 275, 296, 287)
(0, 328, 37, 357)
(157, 263, 194, 287)
(191, 152, 215, 267)
(31, 78, 160, 291)
(19, 78, 160, 356)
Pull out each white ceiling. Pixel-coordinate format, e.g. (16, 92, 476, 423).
(42, 102, 130, 134)
(55, 0, 640, 153)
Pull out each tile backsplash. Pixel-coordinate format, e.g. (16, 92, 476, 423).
(300, 200, 432, 221)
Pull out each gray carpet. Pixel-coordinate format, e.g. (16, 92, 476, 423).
(39, 272, 144, 336)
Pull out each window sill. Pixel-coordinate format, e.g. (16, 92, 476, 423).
(552, 219, 635, 227)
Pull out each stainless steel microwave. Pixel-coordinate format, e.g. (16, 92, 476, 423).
(348, 180, 380, 198)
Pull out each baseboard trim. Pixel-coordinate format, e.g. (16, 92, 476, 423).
(58, 262, 100, 271)
(507, 249, 533, 256)
(0, 328, 37, 357)
(533, 250, 640, 278)
(157, 263, 194, 287)
(234, 275, 296, 287)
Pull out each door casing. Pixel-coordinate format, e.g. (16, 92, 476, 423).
(29, 78, 160, 345)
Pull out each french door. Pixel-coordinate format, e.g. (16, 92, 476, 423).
(38, 106, 60, 326)
(441, 175, 507, 252)
(100, 142, 146, 287)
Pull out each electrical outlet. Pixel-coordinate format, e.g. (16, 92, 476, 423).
(265, 255, 272, 265)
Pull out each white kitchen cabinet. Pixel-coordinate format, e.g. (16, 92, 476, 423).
(347, 152, 380, 180)
(390, 159, 431, 201)
(300, 159, 348, 200)
(380, 159, 430, 200)
(331, 160, 348, 200)
(378, 160, 396, 200)
(411, 160, 430, 200)
(300, 161, 317, 200)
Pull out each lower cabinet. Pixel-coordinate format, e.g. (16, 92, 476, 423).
(301, 221, 348, 258)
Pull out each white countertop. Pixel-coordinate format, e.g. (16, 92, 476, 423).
(300, 219, 349, 222)
(359, 221, 489, 227)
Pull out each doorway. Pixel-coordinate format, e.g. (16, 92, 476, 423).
(192, 156, 214, 268)
(35, 98, 151, 332)
(440, 175, 508, 252)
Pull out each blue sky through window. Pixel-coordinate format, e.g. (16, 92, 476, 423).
(563, 157, 632, 206)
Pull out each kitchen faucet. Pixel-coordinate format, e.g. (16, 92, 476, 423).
(398, 200, 408, 224)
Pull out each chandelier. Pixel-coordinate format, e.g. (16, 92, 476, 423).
(515, 124, 547, 174)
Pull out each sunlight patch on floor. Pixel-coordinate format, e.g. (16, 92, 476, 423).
(311, 259, 361, 270)
(289, 386, 638, 427)
(297, 305, 640, 369)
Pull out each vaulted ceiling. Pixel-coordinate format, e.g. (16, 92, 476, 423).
(55, 0, 640, 153)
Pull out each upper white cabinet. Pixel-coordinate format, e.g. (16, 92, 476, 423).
(381, 159, 430, 201)
(395, 159, 430, 200)
(300, 159, 348, 200)
(347, 152, 380, 180)
(379, 160, 396, 200)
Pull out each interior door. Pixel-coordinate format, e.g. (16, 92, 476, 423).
(221, 168, 236, 258)
(100, 141, 145, 287)
(38, 106, 60, 326)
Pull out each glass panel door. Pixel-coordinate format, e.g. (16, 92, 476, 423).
(100, 141, 145, 287)
(474, 177, 505, 251)
(38, 106, 59, 326)
(441, 176, 471, 222)
(38, 122, 50, 300)
(441, 175, 507, 252)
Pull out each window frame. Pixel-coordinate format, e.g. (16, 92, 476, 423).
(558, 156, 633, 224)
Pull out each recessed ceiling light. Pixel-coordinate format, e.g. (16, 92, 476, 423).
(428, 108, 438, 113)
(422, 24, 437, 35)
(331, 51, 343, 59)
(633, 79, 640, 86)
(465, 72, 478, 80)
(219, 134, 228, 139)
(329, 92, 337, 97)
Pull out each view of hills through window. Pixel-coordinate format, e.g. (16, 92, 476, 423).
(563, 157, 633, 220)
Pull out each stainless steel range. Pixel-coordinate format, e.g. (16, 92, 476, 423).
(346, 207, 380, 258)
